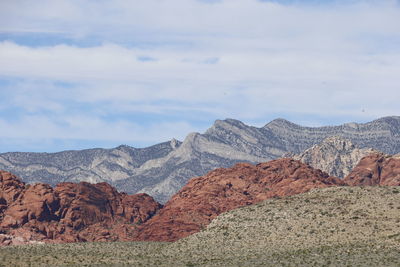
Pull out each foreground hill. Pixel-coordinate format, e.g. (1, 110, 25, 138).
(1, 186, 399, 266)
(166, 186, 400, 266)
(134, 158, 345, 242)
(0, 116, 400, 202)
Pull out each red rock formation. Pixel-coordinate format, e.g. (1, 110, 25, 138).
(345, 153, 400, 186)
(134, 158, 345, 242)
(0, 171, 25, 214)
(6, 152, 400, 246)
(0, 171, 161, 246)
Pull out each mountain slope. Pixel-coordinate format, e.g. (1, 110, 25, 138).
(165, 186, 400, 267)
(1, 116, 400, 203)
(264, 116, 400, 154)
(345, 153, 400, 186)
(134, 159, 344, 242)
(0, 140, 180, 186)
(291, 136, 377, 178)
(2, 186, 400, 267)
(127, 116, 400, 202)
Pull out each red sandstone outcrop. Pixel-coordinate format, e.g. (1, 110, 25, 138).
(0, 171, 161, 246)
(345, 153, 400, 186)
(0, 172, 25, 214)
(4, 152, 400, 246)
(134, 158, 345, 242)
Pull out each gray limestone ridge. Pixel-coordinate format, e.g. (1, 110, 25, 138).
(289, 136, 378, 178)
(1, 116, 400, 203)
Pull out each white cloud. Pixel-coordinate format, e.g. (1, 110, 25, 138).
(1, 39, 398, 117)
(0, 114, 196, 143)
(2, 0, 399, 40)
(0, 0, 400, 150)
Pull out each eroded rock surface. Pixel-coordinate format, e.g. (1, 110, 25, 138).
(345, 153, 400, 186)
(291, 136, 377, 178)
(4, 149, 400, 246)
(0, 171, 161, 246)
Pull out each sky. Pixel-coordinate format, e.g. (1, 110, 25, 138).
(0, 0, 399, 152)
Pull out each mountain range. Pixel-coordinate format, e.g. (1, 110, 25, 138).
(1, 116, 400, 203)
(2, 150, 400, 246)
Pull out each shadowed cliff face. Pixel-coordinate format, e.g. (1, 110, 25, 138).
(0, 171, 161, 246)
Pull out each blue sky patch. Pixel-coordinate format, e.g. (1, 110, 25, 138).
(0, 0, 399, 152)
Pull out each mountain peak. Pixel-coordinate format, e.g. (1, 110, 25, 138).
(116, 144, 134, 150)
(373, 115, 400, 123)
(212, 118, 246, 128)
(264, 118, 300, 129)
(343, 122, 359, 129)
(2, 116, 400, 204)
(205, 118, 249, 136)
(169, 138, 181, 149)
(371, 116, 400, 131)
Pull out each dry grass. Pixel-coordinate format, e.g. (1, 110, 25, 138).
(1, 186, 400, 266)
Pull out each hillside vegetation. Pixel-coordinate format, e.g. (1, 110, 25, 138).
(1, 186, 400, 266)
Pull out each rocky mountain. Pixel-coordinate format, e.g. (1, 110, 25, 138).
(134, 158, 345, 242)
(344, 153, 400, 186)
(1, 116, 400, 203)
(0, 141, 181, 186)
(264, 116, 400, 154)
(290, 136, 377, 178)
(2, 150, 400, 246)
(0, 171, 161, 246)
(0, 159, 345, 246)
(135, 151, 400, 242)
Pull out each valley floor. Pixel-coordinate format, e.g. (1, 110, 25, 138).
(1, 241, 399, 267)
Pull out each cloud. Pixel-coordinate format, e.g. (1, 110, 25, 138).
(0, 0, 399, 151)
(0, 113, 197, 149)
(1, 0, 399, 42)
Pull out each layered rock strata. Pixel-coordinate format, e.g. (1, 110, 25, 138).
(1, 116, 400, 203)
